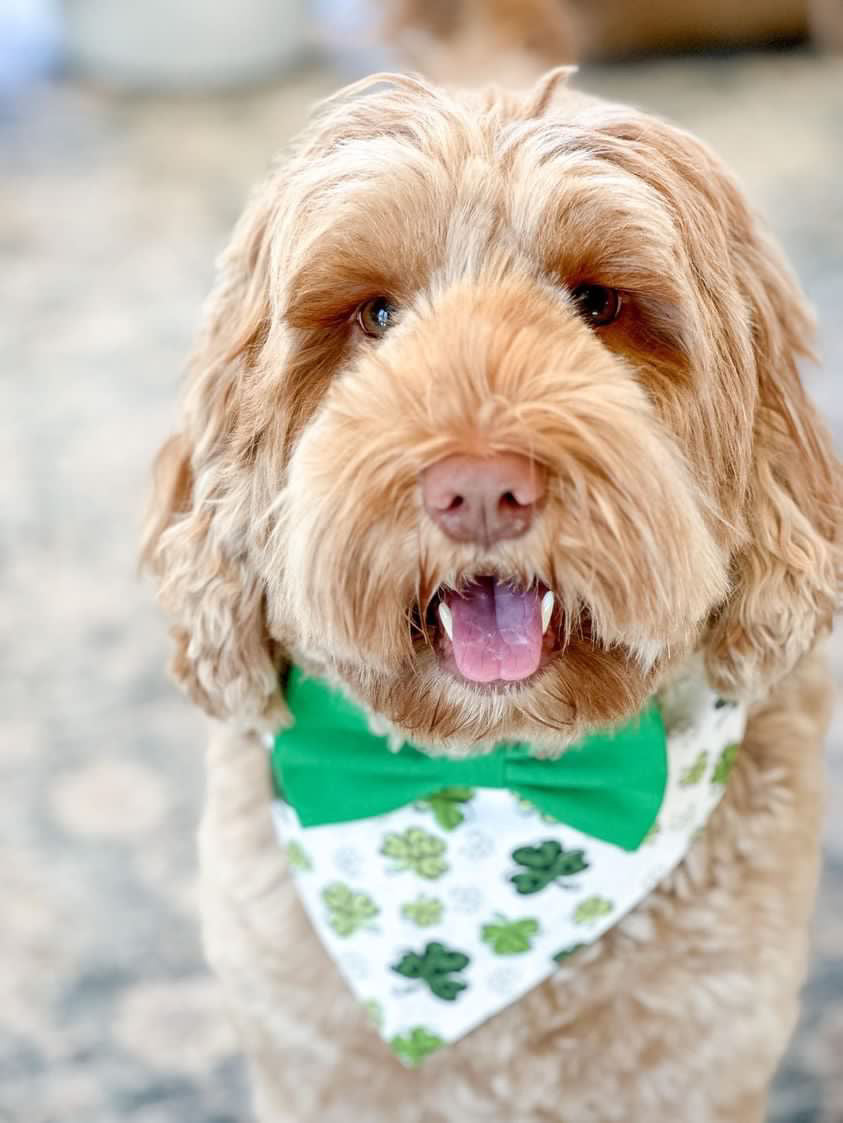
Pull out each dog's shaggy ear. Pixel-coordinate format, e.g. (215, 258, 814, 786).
(584, 113, 840, 697)
(705, 226, 841, 696)
(141, 185, 287, 731)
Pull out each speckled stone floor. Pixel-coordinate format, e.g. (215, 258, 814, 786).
(2, 48, 842, 1123)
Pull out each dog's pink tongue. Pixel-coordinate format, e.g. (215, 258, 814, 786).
(447, 579, 543, 683)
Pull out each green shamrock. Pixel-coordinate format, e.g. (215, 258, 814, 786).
(573, 896, 614, 926)
(392, 941, 470, 1001)
(680, 751, 708, 787)
(381, 827, 448, 880)
(321, 882, 380, 937)
(285, 840, 313, 873)
(362, 999, 384, 1031)
(552, 942, 586, 965)
(389, 1027, 445, 1066)
(481, 913, 540, 955)
(401, 895, 445, 927)
(509, 840, 589, 895)
(415, 787, 475, 831)
(713, 743, 739, 785)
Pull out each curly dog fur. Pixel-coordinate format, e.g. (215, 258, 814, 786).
(143, 70, 840, 1121)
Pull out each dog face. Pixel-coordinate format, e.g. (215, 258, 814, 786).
(143, 72, 839, 747)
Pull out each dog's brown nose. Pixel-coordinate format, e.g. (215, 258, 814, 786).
(420, 453, 545, 545)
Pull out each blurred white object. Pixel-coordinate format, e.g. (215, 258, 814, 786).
(62, 0, 312, 89)
(315, 0, 397, 75)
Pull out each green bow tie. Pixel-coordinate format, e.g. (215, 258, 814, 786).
(272, 669, 667, 852)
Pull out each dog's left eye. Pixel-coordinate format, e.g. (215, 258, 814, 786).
(357, 297, 398, 337)
(570, 284, 622, 327)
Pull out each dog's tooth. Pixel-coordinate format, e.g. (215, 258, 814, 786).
(541, 591, 555, 635)
(438, 601, 454, 641)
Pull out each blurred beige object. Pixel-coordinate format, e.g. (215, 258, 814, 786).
(580, 0, 826, 55)
(384, 0, 842, 83)
(810, 0, 843, 49)
(63, 0, 311, 89)
(383, 0, 579, 84)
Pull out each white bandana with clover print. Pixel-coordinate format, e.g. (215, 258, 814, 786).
(270, 676, 746, 1068)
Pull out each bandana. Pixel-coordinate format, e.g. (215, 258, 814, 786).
(270, 668, 745, 1067)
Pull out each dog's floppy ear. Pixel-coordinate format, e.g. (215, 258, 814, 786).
(141, 184, 287, 731)
(705, 225, 841, 696)
(588, 113, 840, 696)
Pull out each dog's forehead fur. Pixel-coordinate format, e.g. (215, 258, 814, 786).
(282, 79, 684, 317)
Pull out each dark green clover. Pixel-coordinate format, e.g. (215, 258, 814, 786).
(416, 786, 475, 831)
(552, 942, 586, 965)
(509, 839, 589, 895)
(392, 941, 470, 1002)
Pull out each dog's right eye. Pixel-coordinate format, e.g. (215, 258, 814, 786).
(357, 297, 398, 338)
(569, 284, 622, 327)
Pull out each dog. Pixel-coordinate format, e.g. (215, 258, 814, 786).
(142, 69, 841, 1122)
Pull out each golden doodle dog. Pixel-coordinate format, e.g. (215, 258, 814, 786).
(143, 69, 841, 1122)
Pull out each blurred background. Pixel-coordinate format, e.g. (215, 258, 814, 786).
(2, 1, 842, 1120)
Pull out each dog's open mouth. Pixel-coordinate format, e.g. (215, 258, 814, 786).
(424, 576, 560, 686)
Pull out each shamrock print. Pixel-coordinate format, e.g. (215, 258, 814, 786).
(415, 787, 475, 831)
(285, 840, 312, 873)
(552, 942, 586, 965)
(573, 896, 614, 926)
(401, 895, 445, 927)
(389, 1027, 445, 1066)
(321, 882, 380, 937)
(713, 743, 739, 785)
(460, 830, 495, 861)
(481, 913, 539, 955)
(381, 827, 448, 880)
(333, 846, 364, 878)
(392, 941, 470, 1001)
(509, 839, 589, 895)
(680, 751, 708, 787)
(448, 886, 485, 915)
